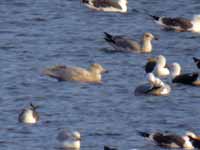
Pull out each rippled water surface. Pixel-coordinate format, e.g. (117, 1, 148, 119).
(1, 0, 200, 150)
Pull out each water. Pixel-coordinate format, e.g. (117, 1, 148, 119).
(1, 0, 200, 149)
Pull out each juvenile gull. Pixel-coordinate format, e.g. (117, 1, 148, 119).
(18, 103, 39, 124)
(81, 0, 128, 13)
(134, 73, 171, 96)
(43, 63, 107, 83)
(150, 14, 200, 32)
(57, 130, 81, 150)
(138, 131, 194, 149)
(104, 32, 158, 53)
(170, 62, 200, 86)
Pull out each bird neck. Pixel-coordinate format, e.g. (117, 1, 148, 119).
(89, 69, 102, 81)
(73, 140, 80, 149)
(141, 39, 152, 53)
(147, 73, 164, 87)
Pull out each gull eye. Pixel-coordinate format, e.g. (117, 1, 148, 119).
(145, 34, 150, 37)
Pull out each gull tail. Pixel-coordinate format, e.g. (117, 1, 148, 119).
(104, 32, 115, 44)
(193, 57, 200, 63)
(149, 15, 160, 21)
(104, 146, 117, 150)
(132, 8, 160, 21)
(30, 103, 39, 110)
(137, 131, 150, 138)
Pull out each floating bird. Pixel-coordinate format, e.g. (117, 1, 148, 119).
(138, 131, 194, 149)
(18, 103, 39, 124)
(154, 55, 170, 77)
(134, 73, 171, 96)
(193, 57, 200, 69)
(57, 130, 81, 150)
(104, 32, 158, 53)
(150, 14, 200, 32)
(43, 63, 107, 83)
(144, 55, 170, 77)
(104, 146, 117, 150)
(81, 0, 128, 13)
(170, 62, 200, 86)
(186, 132, 200, 149)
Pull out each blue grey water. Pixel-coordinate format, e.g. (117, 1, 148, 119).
(1, 0, 200, 149)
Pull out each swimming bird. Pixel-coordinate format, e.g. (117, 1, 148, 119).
(144, 55, 170, 76)
(104, 32, 158, 53)
(104, 146, 117, 150)
(150, 14, 200, 32)
(43, 63, 107, 83)
(193, 57, 200, 69)
(138, 131, 194, 149)
(170, 62, 200, 86)
(186, 132, 200, 149)
(154, 55, 170, 77)
(18, 103, 39, 124)
(134, 73, 171, 96)
(81, 0, 128, 13)
(57, 130, 81, 149)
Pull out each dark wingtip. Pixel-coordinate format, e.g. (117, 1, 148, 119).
(137, 131, 150, 138)
(104, 32, 115, 44)
(193, 57, 199, 62)
(104, 32, 112, 38)
(30, 103, 39, 110)
(149, 15, 160, 21)
(104, 146, 117, 150)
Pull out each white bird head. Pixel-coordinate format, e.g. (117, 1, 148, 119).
(90, 63, 107, 74)
(143, 32, 157, 41)
(170, 62, 181, 77)
(72, 131, 81, 141)
(156, 55, 167, 67)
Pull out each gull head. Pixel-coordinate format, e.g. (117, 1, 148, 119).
(72, 131, 81, 141)
(143, 32, 158, 41)
(90, 63, 108, 74)
(156, 55, 167, 67)
(170, 62, 181, 77)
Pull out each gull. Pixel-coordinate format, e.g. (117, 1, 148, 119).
(57, 130, 81, 150)
(144, 55, 170, 77)
(43, 63, 107, 83)
(104, 32, 158, 53)
(18, 103, 39, 124)
(138, 131, 194, 149)
(134, 73, 171, 96)
(186, 132, 200, 149)
(81, 0, 128, 13)
(150, 14, 200, 32)
(170, 62, 200, 86)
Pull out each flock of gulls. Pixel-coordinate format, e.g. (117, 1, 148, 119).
(16, 0, 200, 150)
